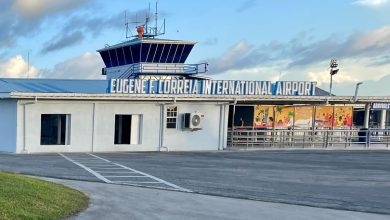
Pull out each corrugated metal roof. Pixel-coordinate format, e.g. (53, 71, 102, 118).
(0, 78, 108, 94)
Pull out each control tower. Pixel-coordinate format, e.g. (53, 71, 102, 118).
(97, 4, 208, 80)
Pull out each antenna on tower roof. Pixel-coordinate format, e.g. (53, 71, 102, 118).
(125, 1, 165, 39)
(155, 1, 158, 33)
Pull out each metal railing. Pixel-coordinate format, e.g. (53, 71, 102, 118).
(119, 63, 208, 78)
(227, 128, 390, 149)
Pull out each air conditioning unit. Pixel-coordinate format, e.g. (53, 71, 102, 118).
(183, 113, 204, 130)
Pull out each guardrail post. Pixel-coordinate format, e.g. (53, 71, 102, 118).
(311, 130, 314, 148)
(246, 131, 249, 150)
(325, 131, 329, 148)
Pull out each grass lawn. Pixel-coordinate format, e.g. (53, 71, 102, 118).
(0, 172, 89, 220)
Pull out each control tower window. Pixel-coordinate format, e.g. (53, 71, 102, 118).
(109, 49, 118, 66)
(116, 48, 126, 66)
(166, 44, 178, 63)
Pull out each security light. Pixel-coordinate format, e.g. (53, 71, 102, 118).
(327, 59, 340, 105)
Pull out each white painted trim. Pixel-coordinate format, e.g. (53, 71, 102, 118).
(88, 153, 192, 192)
(58, 153, 112, 183)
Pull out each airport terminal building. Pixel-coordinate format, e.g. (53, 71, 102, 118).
(0, 24, 389, 153)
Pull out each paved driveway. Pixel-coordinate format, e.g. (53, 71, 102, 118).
(1, 150, 390, 215)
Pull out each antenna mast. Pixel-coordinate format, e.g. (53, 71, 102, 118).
(125, 11, 129, 39)
(27, 51, 30, 78)
(155, 1, 158, 36)
(145, 3, 150, 36)
(127, 1, 165, 39)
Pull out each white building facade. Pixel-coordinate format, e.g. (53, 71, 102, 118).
(0, 24, 389, 153)
(0, 94, 229, 153)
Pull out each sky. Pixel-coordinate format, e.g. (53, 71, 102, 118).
(0, 0, 389, 96)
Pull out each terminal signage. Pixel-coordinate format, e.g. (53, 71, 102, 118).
(109, 79, 317, 96)
(371, 102, 390, 110)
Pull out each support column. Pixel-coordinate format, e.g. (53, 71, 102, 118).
(380, 110, 387, 129)
(363, 104, 370, 128)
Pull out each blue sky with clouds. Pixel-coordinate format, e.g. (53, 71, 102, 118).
(0, 0, 389, 95)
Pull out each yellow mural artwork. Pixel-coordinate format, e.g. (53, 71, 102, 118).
(333, 106, 353, 128)
(254, 105, 274, 128)
(254, 105, 353, 129)
(274, 106, 295, 129)
(315, 106, 334, 128)
(294, 106, 313, 128)
(314, 106, 353, 128)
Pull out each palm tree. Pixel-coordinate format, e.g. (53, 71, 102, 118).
(275, 106, 282, 114)
(288, 111, 295, 118)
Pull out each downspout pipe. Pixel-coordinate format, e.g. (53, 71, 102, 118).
(22, 96, 38, 153)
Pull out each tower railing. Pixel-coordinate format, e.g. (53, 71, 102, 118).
(117, 62, 208, 79)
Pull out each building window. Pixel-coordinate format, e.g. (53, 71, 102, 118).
(166, 106, 178, 129)
(114, 115, 142, 145)
(40, 114, 70, 145)
(115, 115, 132, 144)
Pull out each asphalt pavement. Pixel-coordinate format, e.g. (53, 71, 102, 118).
(40, 177, 388, 220)
(1, 150, 390, 215)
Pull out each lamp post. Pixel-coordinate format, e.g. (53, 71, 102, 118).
(353, 82, 363, 103)
(327, 59, 339, 105)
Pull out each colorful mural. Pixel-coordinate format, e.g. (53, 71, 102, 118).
(315, 106, 334, 128)
(254, 105, 274, 128)
(314, 106, 353, 128)
(333, 106, 353, 128)
(274, 106, 295, 129)
(253, 105, 353, 129)
(294, 106, 313, 128)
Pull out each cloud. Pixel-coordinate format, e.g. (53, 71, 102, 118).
(0, 0, 87, 49)
(32, 9, 134, 54)
(205, 41, 274, 74)
(287, 26, 390, 67)
(359, 74, 390, 95)
(202, 38, 218, 46)
(58, 8, 152, 39)
(368, 55, 390, 66)
(41, 31, 85, 54)
(324, 74, 390, 96)
(236, 0, 257, 12)
(204, 26, 390, 96)
(0, 55, 39, 78)
(13, 0, 88, 18)
(0, 52, 104, 79)
(205, 25, 390, 74)
(40, 52, 104, 79)
(61, 12, 124, 36)
(353, 0, 389, 7)
(307, 70, 358, 85)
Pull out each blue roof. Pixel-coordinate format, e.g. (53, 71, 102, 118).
(0, 78, 108, 94)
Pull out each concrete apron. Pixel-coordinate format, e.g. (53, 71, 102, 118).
(41, 177, 389, 220)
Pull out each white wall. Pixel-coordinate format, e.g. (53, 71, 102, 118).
(163, 103, 228, 151)
(17, 101, 94, 153)
(93, 102, 160, 152)
(15, 100, 229, 153)
(0, 99, 17, 152)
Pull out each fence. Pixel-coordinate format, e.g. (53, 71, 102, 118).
(227, 128, 390, 149)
